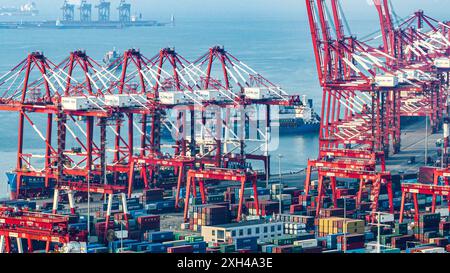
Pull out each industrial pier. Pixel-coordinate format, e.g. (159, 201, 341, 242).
(0, 1, 169, 29)
(0, 1, 450, 254)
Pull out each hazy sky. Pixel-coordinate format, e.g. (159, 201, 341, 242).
(2, 0, 450, 21)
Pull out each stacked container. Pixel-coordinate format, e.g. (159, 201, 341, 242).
(189, 204, 230, 232)
(318, 217, 365, 236)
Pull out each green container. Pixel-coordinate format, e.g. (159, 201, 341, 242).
(292, 246, 303, 253)
(380, 234, 397, 246)
(185, 235, 204, 243)
(272, 235, 297, 246)
(220, 244, 236, 253)
(394, 223, 408, 235)
(174, 233, 185, 241)
(381, 248, 401, 253)
(115, 247, 131, 253)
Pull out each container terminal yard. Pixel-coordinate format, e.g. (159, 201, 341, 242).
(1, 0, 450, 255)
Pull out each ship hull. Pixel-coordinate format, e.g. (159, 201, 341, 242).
(279, 122, 320, 135)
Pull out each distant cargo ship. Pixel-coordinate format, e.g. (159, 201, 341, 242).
(5, 172, 50, 200)
(150, 96, 320, 140)
(103, 49, 122, 70)
(0, 2, 39, 17)
(277, 97, 320, 134)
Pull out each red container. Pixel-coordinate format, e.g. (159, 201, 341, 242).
(292, 190, 302, 198)
(302, 246, 322, 253)
(167, 245, 194, 253)
(114, 213, 131, 221)
(341, 242, 365, 251)
(336, 189, 349, 199)
(207, 248, 220, 253)
(143, 188, 164, 202)
(432, 238, 449, 247)
(391, 235, 415, 250)
(418, 167, 436, 183)
(320, 208, 344, 217)
(137, 215, 160, 230)
(272, 245, 293, 253)
(290, 204, 303, 214)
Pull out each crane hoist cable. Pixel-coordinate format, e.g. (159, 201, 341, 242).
(388, 0, 401, 28)
(337, 1, 352, 36)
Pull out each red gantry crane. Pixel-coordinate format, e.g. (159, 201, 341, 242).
(303, 0, 398, 218)
(0, 207, 74, 253)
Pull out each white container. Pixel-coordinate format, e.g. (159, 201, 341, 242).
(244, 87, 271, 100)
(418, 247, 445, 253)
(61, 96, 93, 110)
(159, 91, 187, 105)
(104, 94, 148, 108)
(378, 213, 395, 223)
(375, 75, 399, 87)
(293, 239, 318, 248)
(435, 207, 449, 217)
(115, 230, 128, 239)
(195, 89, 225, 101)
(434, 57, 450, 69)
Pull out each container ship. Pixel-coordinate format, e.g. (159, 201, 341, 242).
(278, 96, 320, 135)
(103, 49, 122, 69)
(149, 96, 320, 140)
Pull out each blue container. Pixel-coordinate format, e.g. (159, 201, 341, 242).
(364, 232, 375, 241)
(345, 248, 366, 253)
(326, 233, 343, 249)
(126, 204, 144, 211)
(162, 242, 174, 248)
(179, 188, 201, 198)
(102, 203, 120, 211)
(235, 236, 258, 252)
(186, 241, 207, 253)
(136, 243, 151, 252)
(145, 243, 168, 253)
(257, 188, 270, 196)
(262, 244, 275, 253)
(149, 231, 174, 243)
(110, 239, 138, 252)
(155, 200, 175, 209)
(69, 223, 88, 231)
(87, 243, 105, 249)
(79, 215, 94, 223)
(87, 247, 109, 253)
(129, 209, 148, 218)
(129, 242, 150, 251)
(126, 197, 140, 205)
